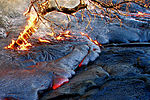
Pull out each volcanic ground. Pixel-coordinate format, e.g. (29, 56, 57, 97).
(0, 0, 150, 100)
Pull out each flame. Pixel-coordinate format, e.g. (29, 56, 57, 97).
(138, 11, 144, 15)
(46, 30, 74, 41)
(55, 31, 73, 41)
(19, 42, 32, 51)
(47, 32, 55, 37)
(38, 38, 51, 43)
(80, 32, 102, 46)
(5, 11, 37, 50)
(39, 31, 102, 49)
(127, 11, 150, 17)
(5, 10, 102, 51)
(137, 11, 150, 17)
(4, 40, 16, 49)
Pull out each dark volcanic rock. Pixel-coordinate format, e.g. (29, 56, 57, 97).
(41, 47, 150, 100)
(91, 73, 150, 100)
(0, 68, 53, 100)
(0, 0, 150, 100)
(0, 32, 100, 99)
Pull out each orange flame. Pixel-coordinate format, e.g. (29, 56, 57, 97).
(127, 11, 150, 17)
(38, 38, 51, 43)
(38, 31, 102, 49)
(5, 40, 16, 49)
(5, 10, 102, 51)
(80, 32, 102, 47)
(45, 30, 74, 41)
(47, 32, 55, 37)
(55, 31, 73, 41)
(5, 12, 37, 50)
(137, 11, 150, 17)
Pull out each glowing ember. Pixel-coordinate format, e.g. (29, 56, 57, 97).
(5, 12, 37, 50)
(79, 56, 87, 67)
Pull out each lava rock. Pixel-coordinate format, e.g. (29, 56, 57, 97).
(0, 33, 101, 99)
(41, 47, 150, 100)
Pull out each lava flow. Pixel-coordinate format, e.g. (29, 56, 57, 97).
(4, 10, 102, 91)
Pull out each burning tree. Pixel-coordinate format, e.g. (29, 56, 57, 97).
(5, 0, 149, 50)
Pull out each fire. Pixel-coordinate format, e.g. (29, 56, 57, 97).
(137, 11, 150, 17)
(5, 13, 102, 50)
(5, 8, 102, 51)
(5, 11, 37, 50)
(47, 32, 55, 37)
(38, 38, 50, 43)
(38, 31, 102, 50)
(56, 31, 72, 40)
(5, 39, 16, 49)
(80, 32, 102, 47)
(43, 30, 74, 42)
(127, 11, 150, 17)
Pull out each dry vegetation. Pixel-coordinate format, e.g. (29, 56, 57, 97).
(1, 0, 149, 48)
(24, 0, 149, 31)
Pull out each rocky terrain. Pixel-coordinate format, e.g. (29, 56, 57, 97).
(40, 46, 150, 100)
(0, 0, 150, 100)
